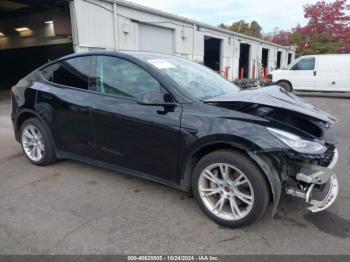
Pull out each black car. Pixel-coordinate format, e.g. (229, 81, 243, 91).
(11, 51, 339, 228)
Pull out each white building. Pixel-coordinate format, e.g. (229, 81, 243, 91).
(0, 0, 295, 87)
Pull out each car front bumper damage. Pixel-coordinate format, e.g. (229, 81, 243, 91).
(285, 149, 339, 213)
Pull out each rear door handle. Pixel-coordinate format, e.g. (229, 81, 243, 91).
(313, 71, 317, 76)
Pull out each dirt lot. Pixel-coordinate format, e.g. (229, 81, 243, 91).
(0, 90, 349, 255)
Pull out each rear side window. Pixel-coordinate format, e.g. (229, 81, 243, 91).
(94, 56, 161, 98)
(41, 56, 91, 90)
(291, 57, 315, 70)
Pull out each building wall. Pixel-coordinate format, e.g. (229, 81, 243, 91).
(71, 0, 296, 80)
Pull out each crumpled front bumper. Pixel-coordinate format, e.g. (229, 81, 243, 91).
(286, 149, 339, 212)
(307, 174, 338, 212)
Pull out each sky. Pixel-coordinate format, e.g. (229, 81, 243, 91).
(125, 0, 329, 33)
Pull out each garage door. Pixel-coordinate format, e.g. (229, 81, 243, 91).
(138, 24, 174, 54)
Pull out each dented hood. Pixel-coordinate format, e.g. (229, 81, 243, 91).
(205, 85, 337, 123)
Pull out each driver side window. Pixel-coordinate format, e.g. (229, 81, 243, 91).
(291, 57, 315, 70)
(94, 56, 161, 98)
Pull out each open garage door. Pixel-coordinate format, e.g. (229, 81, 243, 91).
(277, 51, 282, 69)
(288, 53, 293, 65)
(239, 43, 250, 79)
(0, 0, 73, 89)
(261, 48, 269, 78)
(0, 44, 73, 89)
(204, 36, 222, 72)
(138, 23, 174, 54)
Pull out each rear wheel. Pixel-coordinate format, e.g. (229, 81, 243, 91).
(277, 81, 292, 92)
(20, 118, 56, 166)
(192, 150, 270, 228)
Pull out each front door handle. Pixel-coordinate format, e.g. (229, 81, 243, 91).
(313, 71, 317, 76)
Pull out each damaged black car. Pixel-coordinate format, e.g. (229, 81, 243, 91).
(11, 51, 339, 228)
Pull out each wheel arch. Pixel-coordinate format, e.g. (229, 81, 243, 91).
(180, 138, 281, 216)
(15, 109, 56, 150)
(276, 79, 293, 90)
(16, 111, 36, 133)
(180, 135, 259, 189)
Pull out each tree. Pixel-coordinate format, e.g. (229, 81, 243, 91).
(250, 21, 263, 38)
(303, 0, 350, 53)
(270, 30, 292, 46)
(220, 20, 263, 39)
(218, 23, 228, 30)
(271, 0, 350, 54)
(307, 33, 343, 54)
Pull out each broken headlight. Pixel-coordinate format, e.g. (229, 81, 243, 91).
(267, 127, 327, 154)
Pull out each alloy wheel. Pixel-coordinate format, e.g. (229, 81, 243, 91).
(21, 124, 45, 162)
(198, 163, 254, 221)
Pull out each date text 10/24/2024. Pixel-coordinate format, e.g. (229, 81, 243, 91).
(127, 256, 219, 261)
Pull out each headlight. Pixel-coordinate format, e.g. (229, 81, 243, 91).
(267, 127, 326, 154)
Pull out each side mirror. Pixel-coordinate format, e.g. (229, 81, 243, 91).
(137, 90, 177, 107)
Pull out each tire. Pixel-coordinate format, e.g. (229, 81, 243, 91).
(192, 149, 270, 228)
(20, 118, 56, 166)
(277, 81, 292, 92)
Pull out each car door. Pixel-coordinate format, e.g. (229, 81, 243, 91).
(37, 56, 95, 158)
(287, 57, 317, 90)
(89, 55, 182, 183)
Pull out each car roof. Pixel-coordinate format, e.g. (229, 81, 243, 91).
(300, 54, 350, 58)
(60, 50, 174, 60)
(58, 50, 129, 60)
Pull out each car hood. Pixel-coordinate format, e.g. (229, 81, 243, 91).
(205, 85, 337, 123)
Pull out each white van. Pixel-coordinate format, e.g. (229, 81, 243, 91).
(270, 54, 350, 92)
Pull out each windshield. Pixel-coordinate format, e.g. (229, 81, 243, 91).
(127, 52, 239, 100)
(286, 56, 301, 70)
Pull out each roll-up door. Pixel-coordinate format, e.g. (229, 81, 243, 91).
(138, 23, 174, 54)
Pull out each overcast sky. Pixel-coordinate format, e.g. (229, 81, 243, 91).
(125, 0, 329, 33)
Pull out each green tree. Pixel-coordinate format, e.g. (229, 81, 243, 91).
(289, 31, 303, 55)
(305, 34, 342, 55)
(249, 21, 263, 38)
(220, 20, 263, 39)
(218, 23, 228, 30)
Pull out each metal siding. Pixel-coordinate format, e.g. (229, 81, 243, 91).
(138, 23, 174, 54)
(75, 0, 114, 49)
(71, 0, 296, 80)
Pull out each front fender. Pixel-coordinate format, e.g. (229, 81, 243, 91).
(248, 152, 282, 217)
(179, 134, 261, 188)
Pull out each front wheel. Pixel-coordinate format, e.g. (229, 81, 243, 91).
(192, 150, 270, 228)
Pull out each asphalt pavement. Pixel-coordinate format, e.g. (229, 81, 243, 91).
(0, 90, 349, 255)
